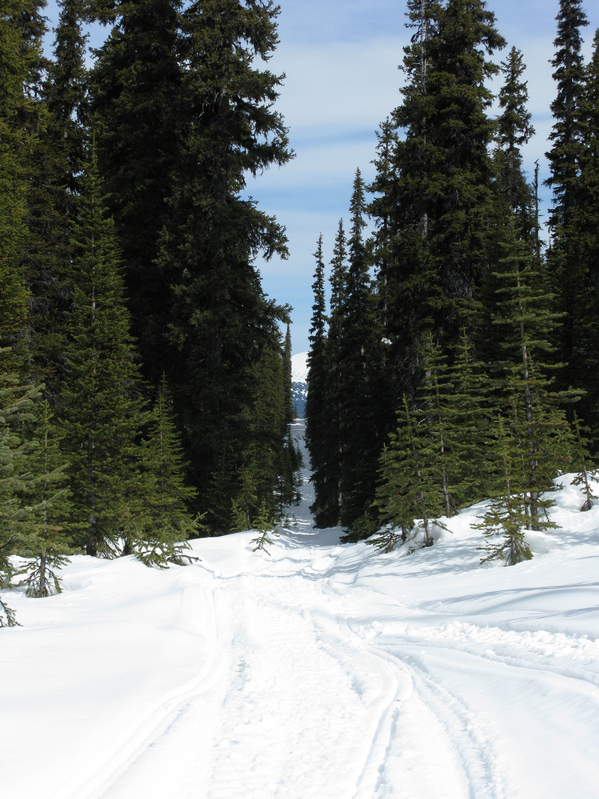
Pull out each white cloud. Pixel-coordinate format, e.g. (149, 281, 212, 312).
(269, 37, 407, 134)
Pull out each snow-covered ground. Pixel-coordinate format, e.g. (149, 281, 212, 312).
(2, 420, 599, 798)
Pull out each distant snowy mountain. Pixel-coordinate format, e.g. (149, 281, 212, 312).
(291, 351, 309, 418)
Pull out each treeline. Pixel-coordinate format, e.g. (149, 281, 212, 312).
(1, 0, 300, 625)
(306, 0, 599, 564)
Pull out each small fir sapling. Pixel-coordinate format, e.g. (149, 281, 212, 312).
(17, 401, 77, 597)
(476, 413, 533, 566)
(250, 499, 279, 556)
(570, 411, 598, 511)
(133, 376, 202, 568)
(372, 393, 447, 552)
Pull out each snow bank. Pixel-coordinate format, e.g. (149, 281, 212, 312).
(2, 460, 599, 798)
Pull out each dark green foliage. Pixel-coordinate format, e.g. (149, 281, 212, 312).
(250, 499, 279, 555)
(373, 394, 447, 551)
(135, 375, 200, 567)
(308, 174, 392, 536)
(0, 373, 43, 624)
(545, 0, 589, 229)
(0, 2, 35, 372)
(415, 333, 455, 518)
(338, 170, 390, 533)
(544, 2, 598, 438)
(278, 327, 303, 510)
(309, 223, 347, 527)
(494, 47, 536, 236)
(60, 153, 147, 557)
(88, 0, 183, 376)
(45, 0, 88, 204)
(475, 413, 535, 566)
(492, 225, 574, 526)
(370, 0, 505, 406)
(150, 0, 293, 527)
(447, 330, 494, 507)
(15, 400, 75, 597)
(556, 30, 599, 441)
(306, 234, 337, 527)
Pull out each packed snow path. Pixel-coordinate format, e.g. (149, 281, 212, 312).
(2, 420, 599, 798)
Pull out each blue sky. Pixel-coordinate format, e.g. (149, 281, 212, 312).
(42, 1, 599, 355)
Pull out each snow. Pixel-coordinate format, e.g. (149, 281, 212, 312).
(291, 351, 309, 384)
(2, 421, 599, 798)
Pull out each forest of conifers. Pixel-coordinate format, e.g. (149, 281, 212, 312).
(2, 0, 599, 628)
(305, 0, 599, 563)
(1, 0, 301, 624)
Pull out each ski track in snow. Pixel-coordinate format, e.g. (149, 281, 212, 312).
(3, 420, 599, 798)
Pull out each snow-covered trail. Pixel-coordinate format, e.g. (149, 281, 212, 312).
(2, 421, 599, 798)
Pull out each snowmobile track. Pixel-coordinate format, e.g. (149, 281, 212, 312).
(56, 577, 222, 799)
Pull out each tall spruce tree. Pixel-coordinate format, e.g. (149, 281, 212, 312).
(494, 47, 536, 235)
(338, 171, 392, 535)
(88, 0, 183, 375)
(492, 225, 573, 528)
(60, 151, 147, 557)
(546, 0, 589, 229)
(306, 235, 336, 527)
(45, 0, 88, 206)
(370, 0, 505, 406)
(448, 330, 494, 507)
(567, 29, 599, 439)
(544, 0, 593, 429)
(310, 221, 348, 527)
(154, 0, 293, 530)
(480, 45, 536, 368)
(0, 0, 39, 373)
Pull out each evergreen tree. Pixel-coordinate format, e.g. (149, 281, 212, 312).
(337, 170, 390, 533)
(0, 372, 42, 625)
(60, 151, 147, 557)
(566, 29, 599, 440)
(278, 324, 302, 509)
(305, 235, 336, 527)
(544, 0, 594, 427)
(416, 332, 456, 518)
(88, 0, 183, 378)
(135, 375, 200, 566)
(0, 1, 35, 373)
(370, 0, 505, 406)
(480, 46, 536, 369)
(546, 0, 589, 229)
(373, 394, 446, 551)
(310, 221, 348, 527)
(492, 225, 573, 528)
(283, 323, 294, 426)
(475, 412, 535, 566)
(448, 330, 494, 507)
(45, 0, 88, 205)
(151, 0, 293, 529)
(494, 46, 536, 236)
(570, 411, 597, 511)
(17, 400, 75, 597)
(26, 0, 90, 396)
